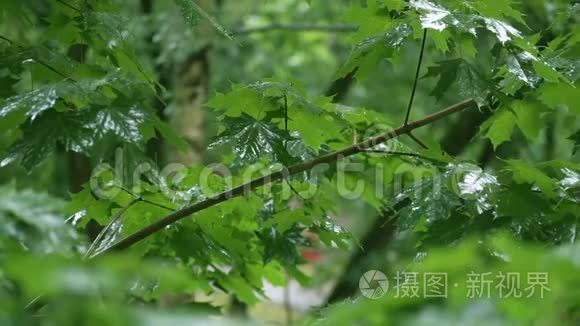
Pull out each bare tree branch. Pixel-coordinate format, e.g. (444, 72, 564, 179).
(98, 98, 476, 254)
(407, 132, 429, 149)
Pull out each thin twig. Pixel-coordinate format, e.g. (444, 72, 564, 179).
(281, 93, 304, 200)
(56, 0, 81, 12)
(363, 150, 424, 159)
(139, 198, 176, 212)
(284, 93, 289, 149)
(0, 34, 13, 44)
(187, 0, 239, 45)
(0, 34, 75, 82)
(285, 178, 304, 200)
(407, 132, 429, 149)
(404, 29, 428, 126)
(363, 149, 445, 164)
(233, 23, 357, 36)
(98, 99, 475, 253)
(36, 60, 72, 80)
(116, 185, 176, 212)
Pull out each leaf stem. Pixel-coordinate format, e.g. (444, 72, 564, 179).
(84, 198, 140, 259)
(0, 34, 13, 44)
(284, 93, 289, 150)
(407, 132, 429, 149)
(116, 185, 176, 212)
(56, 0, 81, 12)
(404, 28, 428, 126)
(139, 198, 177, 212)
(363, 150, 430, 161)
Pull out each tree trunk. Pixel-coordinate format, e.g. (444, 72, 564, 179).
(168, 47, 210, 164)
(167, 0, 215, 165)
(66, 43, 91, 193)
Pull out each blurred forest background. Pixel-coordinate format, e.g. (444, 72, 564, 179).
(0, 0, 579, 325)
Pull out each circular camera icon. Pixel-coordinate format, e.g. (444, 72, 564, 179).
(359, 270, 389, 299)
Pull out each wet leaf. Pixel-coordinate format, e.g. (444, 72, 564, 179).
(483, 109, 516, 149)
(338, 23, 413, 79)
(0, 86, 58, 121)
(506, 160, 558, 198)
(538, 82, 580, 114)
(174, 0, 236, 42)
(423, 59, 490, 105)
(568, 130, 580, 155)
(511, 100, 547, 142)
(0, 184, 80, 254)
(2, 105, 159, 169)
(342, 0, 394, 43)
(208, 114, 296, 166)
(410, 0, 523, 44)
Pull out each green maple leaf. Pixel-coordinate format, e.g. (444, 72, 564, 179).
(568, 130, 580, 155)
(423, 59, 461, 100)
(482, 109, 516, 149)
(384, 0, 405, 11)
(496, 184, 549, 219)
(288, 109, 346, 152)
(0, 184, 79, 254)
(410, 0, 523, 44)
(539, 82, 580, 114)
(2, 105, 162, 169)
(511, 100, 547, 142)
(338, 23, 413, 80)
(207, 83, 268, 119)
(396, 173, 463, 232)
(466, 0, 526, 24)
(506, 160, 557, 198)
(263, 209, 312, 233)
(0, 86, 59, 121)
(342, 0, 394, 44)
(423, 58, 490, 105)
(209, 114, 297, 166)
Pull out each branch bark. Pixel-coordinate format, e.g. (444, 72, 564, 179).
(99, 98, 476, 254)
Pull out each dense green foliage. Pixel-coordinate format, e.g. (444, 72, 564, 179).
(0, 0, 579, 324)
